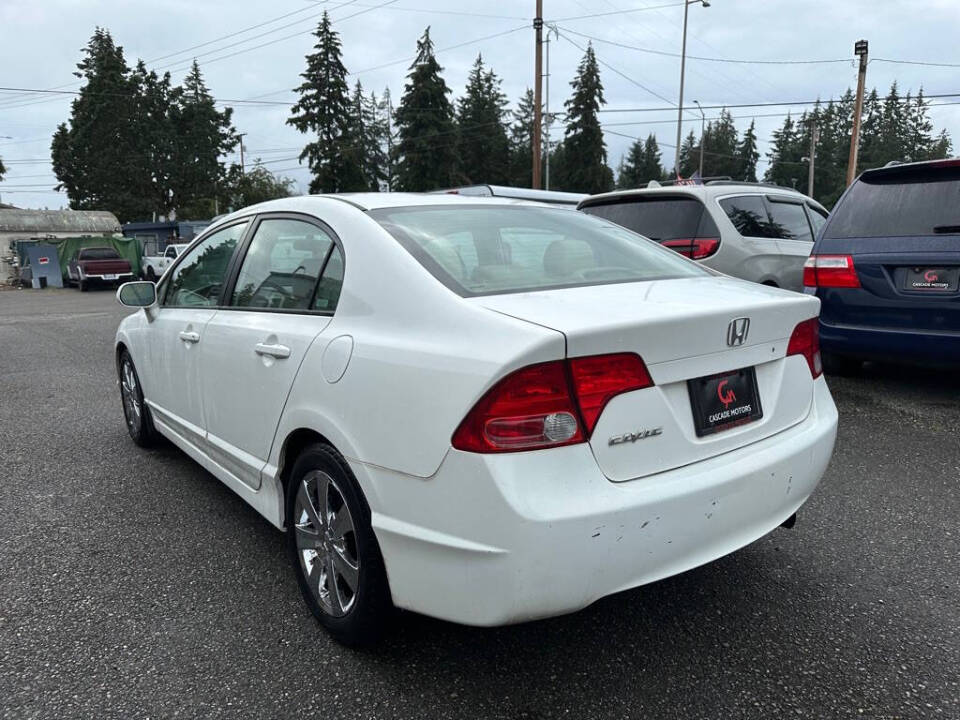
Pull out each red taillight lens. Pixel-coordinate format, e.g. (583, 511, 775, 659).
(662, 237, 720, 260)
(803, 254, 860, 288)
(787, 317, 822, 378)
(568, 353, 653, 435)
(451, 361, 584, 453)
(452, 354, 654, 453)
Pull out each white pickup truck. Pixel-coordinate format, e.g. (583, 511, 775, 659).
(141, 243, 188, 282)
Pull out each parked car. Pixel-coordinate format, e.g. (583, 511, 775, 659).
(66, 246, 135, 291)
(114, 193, 838, 645)
(579, 182, 829, 291)
(805, 158, 960, 370)
(142, 242, 188, 282)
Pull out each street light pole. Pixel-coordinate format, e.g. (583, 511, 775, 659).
(694, 100, 705, 178)
(674, 0, 709, 178)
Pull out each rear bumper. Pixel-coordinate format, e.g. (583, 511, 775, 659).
(358, 377, 838, 627)
(820, 318, 960, 364)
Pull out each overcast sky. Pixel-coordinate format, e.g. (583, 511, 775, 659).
(2, 0, 959, 211)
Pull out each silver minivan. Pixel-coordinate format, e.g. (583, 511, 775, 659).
(579, 182, 829, 291)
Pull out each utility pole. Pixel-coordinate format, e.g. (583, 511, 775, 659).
(845, 39, 869, 186)
(804, 121, 819, 198)
(237, 132, 247, 175)
(532, 0, 544, 189)
(694, 100, 705, 178)
(544, 23, 559, 190)
(674, 1, 709, 177)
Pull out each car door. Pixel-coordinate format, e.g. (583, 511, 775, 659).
(198, 214, 344, 490)
(143, 220, 250, 450)
(716, 194, 785, 284)
(766, 196, 816, 291)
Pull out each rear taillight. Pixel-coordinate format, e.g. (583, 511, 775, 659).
(787, 317, 822, 379)
(662, 237, 720, 260)
(803, 254, 860, 288)
(452, 353, 653, 453)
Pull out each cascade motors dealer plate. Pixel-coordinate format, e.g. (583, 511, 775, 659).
(688, 366, 763, 437)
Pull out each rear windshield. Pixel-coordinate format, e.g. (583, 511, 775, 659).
(826, 165, 960, 238)
(80, 248, 121, 260)
(370, 205, 706, 297)
(580, 196, 719, 242)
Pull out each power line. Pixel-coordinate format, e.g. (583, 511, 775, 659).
(873, 57, 960, 69)
(558, 26, 852, 65)
(556, 29, 679, 110)
(597, 92, 960, 113)
(552, 1, 687, 22)
(306, 1, 528, 21)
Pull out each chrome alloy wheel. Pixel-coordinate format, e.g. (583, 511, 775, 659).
(294, 471, 360, 617)
(120, 358, 142, 434)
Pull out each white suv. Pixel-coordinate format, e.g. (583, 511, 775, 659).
(579, 183, 830, 291)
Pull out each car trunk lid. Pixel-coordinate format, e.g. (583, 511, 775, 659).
(472, 277, 821, 481)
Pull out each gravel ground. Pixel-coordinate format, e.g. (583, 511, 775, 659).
(1, 287, 958, 719)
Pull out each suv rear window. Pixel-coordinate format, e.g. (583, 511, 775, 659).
(371, 205, 706, 297)
(580, 196, 719, 242)
(826, 165, 960, 238)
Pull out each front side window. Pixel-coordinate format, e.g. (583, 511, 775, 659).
(163, 221, 247, 307)
(371, 205, 706, 297)
(767, 200, 813, 242)
(230, 218, 335, 311)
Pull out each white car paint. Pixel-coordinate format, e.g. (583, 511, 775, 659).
(115, 193, 838, 627)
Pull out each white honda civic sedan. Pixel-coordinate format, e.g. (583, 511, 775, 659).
(114, 193, 838, 645)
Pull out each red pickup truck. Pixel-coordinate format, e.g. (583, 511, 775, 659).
(66, 247, 135, 292)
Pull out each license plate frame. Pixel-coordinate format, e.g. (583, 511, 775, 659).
(688, 366, 763, 437)
(902, 267, 959, 292)
(102, 273, 118, 280)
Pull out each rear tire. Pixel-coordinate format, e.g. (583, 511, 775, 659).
(286, 443, 392, 647)
(119, 350, 158, 447)
(822, 352, 862, 376)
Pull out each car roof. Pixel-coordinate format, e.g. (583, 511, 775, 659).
(579, 184, 826, 211)
(321, 192, 549, 211)
(859, 156, 960, 180)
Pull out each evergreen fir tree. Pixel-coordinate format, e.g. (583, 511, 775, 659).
(553, 44, 613, 193)
(378, 88, 395, 190)
(129, 61, 175, 216)
(169, 60, 237, 217)
(51, 28, 149, 221)
(617, 139, 645, 189)
(455, 55, 510, 185)
(763, 114, 804, 188)
(701, 109, 739, 177)
(508, 88, 536, 187)
(393, 27, 458, 191)
(287, 12, 354, 193)
(736, 120, 759, 182)
(677, 130, 698, 178)
(640, 134, 663, 182)
(0, 156, 5, 182)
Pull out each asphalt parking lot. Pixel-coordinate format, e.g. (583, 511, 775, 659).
(1, 287, 958, 719)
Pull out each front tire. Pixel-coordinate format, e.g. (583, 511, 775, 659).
(79, 279, 88, 292)
(146, 266, 157, 282)
(119, 350, 158, 447)
(286, 444, 392, 646)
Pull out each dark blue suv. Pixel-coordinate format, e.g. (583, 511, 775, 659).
(805, 159, 960, 370)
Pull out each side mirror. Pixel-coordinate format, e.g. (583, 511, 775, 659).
(117, 281, 157, 308)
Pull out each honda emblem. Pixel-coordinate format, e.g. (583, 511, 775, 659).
(726, 318, 750, 346)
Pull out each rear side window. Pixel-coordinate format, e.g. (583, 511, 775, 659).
(806, 205, 828, 238)
(718, 196, 773, 237)
(581, 196, 719, 242)
(230, 218, 336, 311)
(826, 165, 960, 238)
(766, 200, 813, 242)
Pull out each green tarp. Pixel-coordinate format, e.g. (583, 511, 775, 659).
(16, 235, 142, 279)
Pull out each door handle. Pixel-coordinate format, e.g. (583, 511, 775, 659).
(254, 342, 291, 359)
(178, 331, 200, 344)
